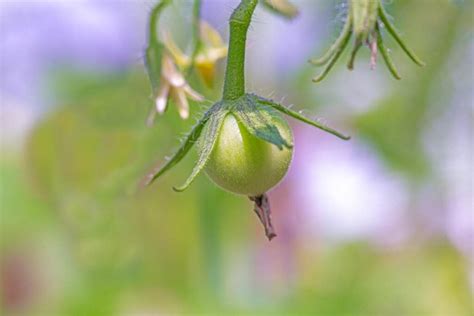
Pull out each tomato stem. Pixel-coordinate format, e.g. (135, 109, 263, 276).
(144, 0, 171, 102)
(222, 0, 258, 101)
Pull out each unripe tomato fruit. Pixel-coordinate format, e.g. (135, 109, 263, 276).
(201, 112, 293, 196)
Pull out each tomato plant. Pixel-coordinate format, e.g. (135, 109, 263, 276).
(141, 0, 422, 239)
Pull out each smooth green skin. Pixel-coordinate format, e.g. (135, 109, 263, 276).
(202, 113, 293, 196)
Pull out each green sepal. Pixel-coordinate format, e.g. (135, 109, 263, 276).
(173, 108, 227, 192)
(309, 15, 352, 66)
(233, 94, 293, 150)
(312, 16, 353, 83)
(347, 40, 363, 70)
(376, 23, 401, 80)
(378, 2, 425, 67)
(142, 105, 218, 187)
(257, 97, 351, 141)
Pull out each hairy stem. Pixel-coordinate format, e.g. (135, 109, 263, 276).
(222, 0, 258, 100)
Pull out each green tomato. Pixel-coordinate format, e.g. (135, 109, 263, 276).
(202, 112, 293, 196)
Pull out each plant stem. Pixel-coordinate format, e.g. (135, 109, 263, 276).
(148, 0, 171, 45)
(186, 0, 201, 77)
(222, 0, 258, 100)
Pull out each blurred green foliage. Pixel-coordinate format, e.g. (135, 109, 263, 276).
(356, 0, 469, 179)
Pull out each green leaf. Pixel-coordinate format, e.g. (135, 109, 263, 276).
(233, 95, 293, 150)
(173, 108, 227, 192)
(257, 97, 351, 141)
(141, 105, 218, 187)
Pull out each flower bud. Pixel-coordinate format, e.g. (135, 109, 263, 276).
(163, 21, 227, 87)
(148, 54, 204, 124)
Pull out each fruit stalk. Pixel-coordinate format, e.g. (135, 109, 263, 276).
(222, 0, 258, 100)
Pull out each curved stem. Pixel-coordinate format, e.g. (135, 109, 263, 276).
(222, 0, 258, 100)
(186, 0, 202, 78)
(145, 0, 172, 100)
(148, 0, 171, 45)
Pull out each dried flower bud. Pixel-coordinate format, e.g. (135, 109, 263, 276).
(163, 21, 227, 86)
(148, 54, 204, 125)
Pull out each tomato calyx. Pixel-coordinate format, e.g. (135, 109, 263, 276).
(142, 93, 349, 191)
(142, 92, 350, 240)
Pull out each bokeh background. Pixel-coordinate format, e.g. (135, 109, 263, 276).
(1, 0, 473, 315)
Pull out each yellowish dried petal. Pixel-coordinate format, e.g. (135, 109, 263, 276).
(196, 61, 215, 87)
(207, 47, 228, 62)
(161, 22, 226, 87)
(162, 54, 186, 87)
(148, 53, 203, 122)
(262, 0, 299, 19)
(162, 31, 190, 68)
(194, 22, 227, 86)
(171, 88, 190, 119)
(200, 21, 224, 48)
(183, 83, 204, 102)
(155, 82, 170, 113)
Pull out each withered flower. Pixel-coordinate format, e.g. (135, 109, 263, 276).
(164, 21, 227, 86)
(148, 54, 204, 125)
